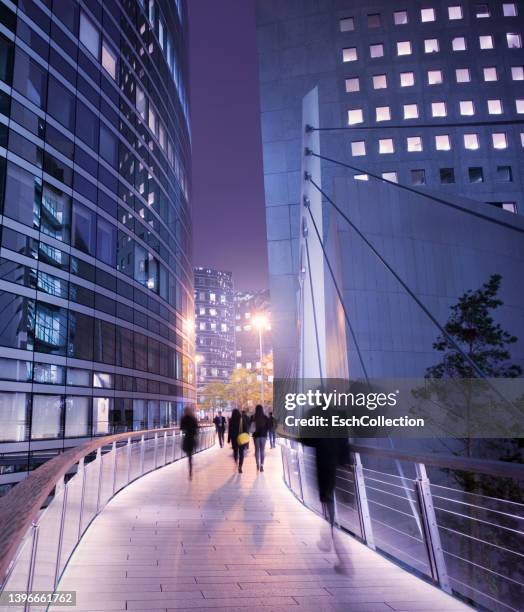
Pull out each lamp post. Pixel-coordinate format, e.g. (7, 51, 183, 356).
(252, 314, 268, 407)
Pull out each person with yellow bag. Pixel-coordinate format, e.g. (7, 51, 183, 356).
(227, 408, 250, 473)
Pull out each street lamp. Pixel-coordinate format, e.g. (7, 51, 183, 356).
(252, 314, 269, 407)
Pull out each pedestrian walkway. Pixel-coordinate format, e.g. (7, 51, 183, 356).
(56, 444, 470, 611)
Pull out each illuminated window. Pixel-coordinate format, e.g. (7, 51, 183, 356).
(425, 38, 439, 53)
(516, 99, 524, 113)
(479, 35, 494, 49)
(448, 5, 463, 19)
(345, 77, 360, 92)
(354, 174, 369, 180)
(435, 135, 451, 150)
(502, 203, 516, 213)
(101, 41, 117, 80)
(487, 99, 503, 114)
(475, 3, 490, 18)
(348, 108, 364, 124)
(507, 33, 522, 48)
(368, 13, 381, 27)
(469, 167, 484, 183)
(382, 171, 398, 182)
(511, 66, 524, 80)
(460, 100, 475, 115)
(492, 132, 508, 149)
(394, 10, 408, 24)
(136, 85, 146, 119)
(428, 69, 443, 84)
(376, 106, 391, 121)
(343, 47, 358, 62)
(370, 43, 384, 58)
(464, 133, 479, 149)
(79, 12, 100, 59)
(407, 136, 423, 151)
(484, 66, 498, 81)
(379, 138, 394, 153)
(411, 169, 426, 185)
(340, 17, 354, 31)
(440, 168, 455, 183)
(400, 71, 415, 86)
(521, 133, 524, 146)
(421, 8, 436, 21)
(452, 36, 467, 51)
(373, 74, 387, 89)
(456, 68, 470, 82)
(432, 102, 447, 117)
(403, 104, 419, 119)
(351, 141, 366, 156)
(397, 41, 412, 55)
(503, 3, 518, 17)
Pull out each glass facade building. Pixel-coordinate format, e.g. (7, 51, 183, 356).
(0, 0, 194, 492)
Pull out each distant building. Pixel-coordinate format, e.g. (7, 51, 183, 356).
(234, 290, 272, 373)
(194, 268, 235, 403)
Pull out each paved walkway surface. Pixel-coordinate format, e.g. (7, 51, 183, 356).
(57, 443, 470, 611)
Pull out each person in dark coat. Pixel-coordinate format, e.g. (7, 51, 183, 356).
(180, 406, 198, 480)
(268, 411, 277, 448)
(228, 408, 250, 473)
(213, 411, 226, 447)
(251, 404, 269, 472)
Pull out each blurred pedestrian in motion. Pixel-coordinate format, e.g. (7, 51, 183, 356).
(180, 406, 198, 480)
(213, 410, 226, 448)
(268, 411, 277, 449)
(251, 405, 269, 472)
(228, 408, 250, 473)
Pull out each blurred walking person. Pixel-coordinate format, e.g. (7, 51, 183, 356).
(180, 406, 198, 480)
(251, 405, 269, 472)
(213, 410, 226, 448)
(268, 411, 277, 448)
(228, 408, 250, 473)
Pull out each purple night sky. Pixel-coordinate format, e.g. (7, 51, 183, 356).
(188, 0, 269, 291)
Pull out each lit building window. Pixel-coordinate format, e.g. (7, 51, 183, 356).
(351, 141, 366, 156)
(411, 169, 426, 185)
(516, 99, 524, 113)
(456, 68, 471, 82)
(379, 138, 394, 153)
(479, 35, 494, 49)
(521, 133, 524, 146)
(340, 17, 354, 31)
(432, 102, 447, 117)
(469, 167, 484, 183)
(440, 168, 455, 183)
(209, 292, 216, 302)
(460, 100, 475, 115)
(407, 136, 423, 151)
(483, 66, 498, 81)
(343, 47, 358, 62)
(448, 5, 463, 19)
(452, 36, 467, 51)
(400, 71, 415, 86)
(354, 174, 369, 180)
(348, 108, 364, 125)
(424, 38, 439, 53)
(345, 77, 360, 92)
(403, 103, 419, 119)
(507, 33, 522, 48)
(492, 132, 508, 149)
(376, 106, 391, 121)
(394, 10, 408, 25)
(370, 43, 384, 58)
(368, 13, 381, 27)
(503, 3, 518, 17)
(101, 41, 117, 80)
(475, 3, 490, 18)
(421, 8, 436, 22)
(502, 203, 517, 213)
(397, 41, 412, 55)
(435, 135, 451, 150)
(511, 66, 524, 80)
(373, 74, 387, 89)
(428, 69, 443, 84)
(487, 99, 503, 114)
(382, 171, 398, 182)
(464, 133, 480, 149)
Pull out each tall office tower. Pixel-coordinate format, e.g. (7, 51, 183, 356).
(194, 268, 235, 404)
(256, 0, 524, 379)
(0, 0, 193, 493)
(234, 289, 272, 372)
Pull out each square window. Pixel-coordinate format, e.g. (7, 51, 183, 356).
(373, 74, 387, 89)
(483, 66, 498, 81)
(516, 99, 524, 113)
(379, 138, 394, 153)
(394, 10, 408, 25)
(496, 165, 513, 181)
(460, 100, 475, 115)
(469, 167, 484, 182)
(502, 202, 517, 213)
(503, 3, 518, 17)
(397, 41, 412, 55)
(404, 103, 419, 119)
(511, 66, 524, 80)
(432, 102, 447, 117)
(368, 13, 381, 27)
(464, 133, 480, 149)
(507, 33, 522, 48)
(435, 135, 451, 150)
(479, 35, 494, 49)
(348, 108, 364, 124)
(382, 171, 398, 182)
(351, 141, 366, 156)
(400, 71, 415, 86)
(411, 169, 426, 185)
(475, 3, 490, 18)
(340, 17, 355, 32)
(492, 132, 508, 148)
(343, 47, 358, 62)
(370, 43, 384, 58)
(448, 5, 463, 19)
(428, 69, 443, 84)
(488, 99, 503, 114)
(345, 77, 360, 92)
(425, 38, 439, 53)
(440, 168, 455, 183)
(456, 68, 471, 82)
(452, 36, 467, 51)
(421, 8, 436, 22)
(407, 136, 423, 151)
(376, 106, 391, 121)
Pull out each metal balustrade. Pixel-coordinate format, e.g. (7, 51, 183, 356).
(0, 427, 215, 610)
(280, 439, 524, 612)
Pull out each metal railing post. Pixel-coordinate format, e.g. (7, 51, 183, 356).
(111, 441, 117, 495)
(139, 434, 145, 474)
(54, 477, 68, 588)
(353, 452, 375, 550)
(162, 431, 167, 466)
(126, 437, 132, 484)
(24, 523, 39, 612)
(77, 458, 86, 540)
(153, 432, 158, 468)
(414, 463, 451, 594)
(294, 449, 305, 501)
(95, 447, 103, 513)
(171, 430, 176, 462)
